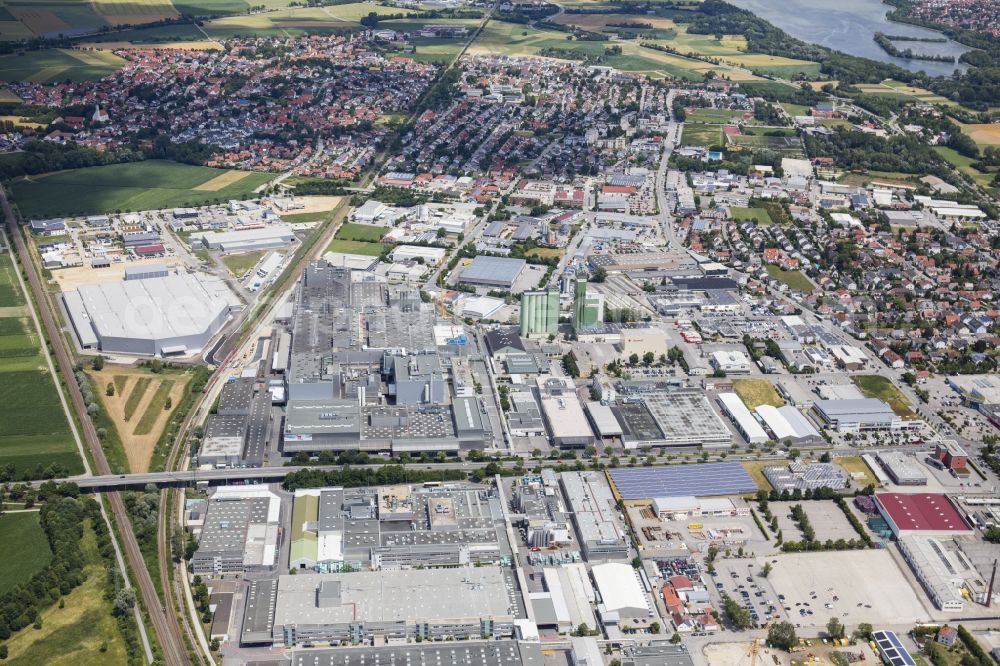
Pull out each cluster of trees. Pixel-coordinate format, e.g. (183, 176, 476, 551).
(122, 486, 160, 562)
(788, 503, 816, 541)
(296, 179, 350, 196)
(562, 352, 581, 378)
(720, 592, 753, 629)
(955, 625, 995, 666)
(803, 129, 955, 182)
(0, 491, 124, 649)
(873, 33, 955, 62)
(282, 465, 467, 491)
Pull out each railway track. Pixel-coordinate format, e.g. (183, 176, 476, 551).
(153, 194, 352, 663)
(1, 189, 191, 666)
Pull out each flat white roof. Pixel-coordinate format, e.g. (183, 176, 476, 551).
(541, 394, 593, 439)
(717, 392, 768, 443)
(586, 401, 623, 437)
(71, 273, 234, 344)
(591, 563, 650, 615)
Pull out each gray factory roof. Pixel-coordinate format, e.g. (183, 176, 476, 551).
(453, 396, 488, 436)
(631, 390, 732, 445)
(623, 643, 696, 666)
(204, 413, 247, 440)
(459, 256, 526, 286)
(559, 471, 624, 547)
(288, 641, 531, 666)
(242, 392, 270, 466)
(815, 398, 898, 425)
(484, 328, 526, 356)
(876, 450, 927, 484)
(242, 579, 278, 644)
(68, 273, 235, 347)
(273, 568, 514, 627)
(218, 377, 254, 415)
(763, 462, 849, 491)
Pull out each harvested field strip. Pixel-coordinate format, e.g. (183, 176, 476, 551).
(193, 169, 252, 191)
(134, 379, 174, 435)
(123, 376, 151, 420)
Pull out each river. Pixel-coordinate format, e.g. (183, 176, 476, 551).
(726, 0, 969, 77)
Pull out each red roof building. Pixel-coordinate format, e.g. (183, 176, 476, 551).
(875, 493, 972, 536)
(134, 243, 165, 257)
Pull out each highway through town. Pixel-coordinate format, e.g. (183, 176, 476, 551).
(2, 188, 191, 666)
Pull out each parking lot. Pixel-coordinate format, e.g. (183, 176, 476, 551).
(770, 501, 859, 543)
(763, 550, 931, 628)
(712, 559, 784, 628)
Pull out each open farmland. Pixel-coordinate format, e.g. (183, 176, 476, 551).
(958, 122, 1000, 146)
(0, 512, 52, 595)
(91, 0, 178, 27)
(933, 146, 996, 189)
(0, 253, 82, 479)
(0, 48, 124, 83)
(10, 160, 273, 218)
(550, 13, 817, 78)
(466, 20, 719, 81)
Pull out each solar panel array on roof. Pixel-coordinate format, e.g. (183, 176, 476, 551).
(608, 463, 758, 500)
(871, 630, 916, 666)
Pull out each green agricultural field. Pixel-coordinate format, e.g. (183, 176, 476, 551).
(934, 146, 996, 189)
(171, 0, 252, 16)
(0, 253, 22, 306)
(0, 368, 82, 477)
(221, 250, 266, 277)
(325, 239, 388, 256)
(0, 48, 124, 83)
(10, 160, 273, 218)
(81, 22, 205, 44)
(730, 207, 774, 225)
(202, 6, 357, 38)
(467, 20, 706, 81)
(0, 512, 52, 595)
(680, 122, 723, 147)
(765, 265, 813, 292)
(0, 254, 81, 479)
(336, 222, 388, 243)
(852, 375, 917, 420)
